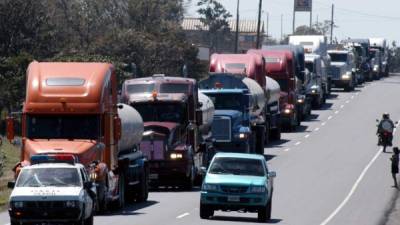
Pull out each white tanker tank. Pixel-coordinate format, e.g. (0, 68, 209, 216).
(197, 92, 215, 136)
(117, 103, 144, 153)
(265, 76, 281, 105)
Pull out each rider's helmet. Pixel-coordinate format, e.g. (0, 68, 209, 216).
(383, 113, 390, 119)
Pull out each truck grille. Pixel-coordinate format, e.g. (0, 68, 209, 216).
(212, 117, 231, 142)
(140, 140, 165, 160)
(221, 185, 248, 193)
(328, 67, 341, 79)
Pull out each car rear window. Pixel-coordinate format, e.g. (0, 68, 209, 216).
(209, 157, 265, 177)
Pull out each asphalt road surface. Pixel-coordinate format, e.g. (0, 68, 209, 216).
(1, 74, 400, 225)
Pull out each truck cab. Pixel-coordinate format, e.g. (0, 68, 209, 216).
(369, 48, 383, 79)
(305, 54, 326, 108)
(122, 75, 214, 189)
(370, 38, 389, 77)
(8, 154, 95, 225)
(328, 50, 357, 91)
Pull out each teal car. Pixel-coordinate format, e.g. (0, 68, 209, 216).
(200, 153, 276, 222)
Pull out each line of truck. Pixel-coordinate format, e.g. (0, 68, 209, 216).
(4, 35, 390, 224)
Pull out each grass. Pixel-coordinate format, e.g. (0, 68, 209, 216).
(0, 138, 20, 211)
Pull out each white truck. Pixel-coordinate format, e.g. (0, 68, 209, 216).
(8, 154, 96, 225)
(327, 50, 357, 91)
(370, 38, 389, 77)
(305, 54, 326, 108)
(289, 35, 331, 97)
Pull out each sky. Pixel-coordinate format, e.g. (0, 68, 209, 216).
(185, 0, 400, 45)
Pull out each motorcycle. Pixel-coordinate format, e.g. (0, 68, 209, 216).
(376, 119, 397, 152)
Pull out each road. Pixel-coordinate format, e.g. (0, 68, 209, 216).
(1, 75, 400, 225)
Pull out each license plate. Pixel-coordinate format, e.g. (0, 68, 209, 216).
(149, 173, 159, 180)
(227, 195, 240, 202)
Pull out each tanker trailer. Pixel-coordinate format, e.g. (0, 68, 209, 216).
(265, 76, 282, 140)
(200, 73, 267, 155)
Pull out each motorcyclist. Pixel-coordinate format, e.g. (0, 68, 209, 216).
(377, 113, 395, 152)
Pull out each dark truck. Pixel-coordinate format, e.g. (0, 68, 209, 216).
(209, 53, 281, 145)
(121, 75, 215, 189)
(199, 73, 280, 155)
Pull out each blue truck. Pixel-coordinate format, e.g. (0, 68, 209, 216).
(199, 73, 280, 155)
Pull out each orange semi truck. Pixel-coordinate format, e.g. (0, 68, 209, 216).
(7, 62, 149, 211)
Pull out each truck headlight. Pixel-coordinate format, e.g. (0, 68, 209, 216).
(65, 200, 79, 208)
(12, 201, 24, 208)
(373, 65, 379, 72)
(250, 186, 266, 193)
(341, 73, 351, 80)
(170, 153, 183, 159)
(284, 108, 292, 114)
(202, 183, 218, 191)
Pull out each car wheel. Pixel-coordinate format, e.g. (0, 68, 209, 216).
(200, 203, 214, 219)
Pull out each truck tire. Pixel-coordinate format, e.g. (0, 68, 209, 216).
(254, 126, 265, 155)
(97, 181, 108, 213)
(136, 168, 149, 202)
(183, 164, 195, 190)
(270, 127, 281, 141)
(117, 173, 125, 209)
(200, 203, 214, 219)
(84, 213, 94, 225)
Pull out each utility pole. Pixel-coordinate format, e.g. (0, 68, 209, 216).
(330, 4, 335, 44)
(234, 0, 240, 53)
(309, 0, 313, 28)
(256, 0, 263, 49)
(266, 12, 269, 40)
(292, 4, 296, 33)
(281, 14, 283, 42)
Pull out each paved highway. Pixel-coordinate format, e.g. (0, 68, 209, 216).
(1, 75, 400, 225)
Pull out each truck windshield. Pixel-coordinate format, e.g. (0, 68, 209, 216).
(206, 93, 244, 111)
(209, 157, 265, 177)
(16, 168, 81, 187)
(126, 84, 155, 94)
(133, 103, 187, 123)
(160, 83, 190, 94)
(329, 54, 348, 62)
(27, 115, 100, 140)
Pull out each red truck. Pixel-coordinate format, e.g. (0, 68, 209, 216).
(7, 62, 149, 212)
(249, 49, 304, 131)
(209, 53, 282, 143)
(121, 75, 214, 189)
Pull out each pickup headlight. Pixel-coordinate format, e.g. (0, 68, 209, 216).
(65, 200, 79, 208)
(202, 183, 218, 191)
(250, 186, 266, 193)
(12, 201, 24, 208)
(170, 153, 183, 160)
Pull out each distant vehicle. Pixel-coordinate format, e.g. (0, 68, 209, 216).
(369, 48, 383, 80)
(370, 38, 389, 77)
(6, 62, 149, 212)
(342, 39, 373, 81)
(122, 75, 215, 189)
(200, 152, 276, 222)
(327, 50, 357, 91)
(305, 54, 327, 108)
(8, 154, 96, 225)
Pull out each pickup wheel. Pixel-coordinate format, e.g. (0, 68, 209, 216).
(136, 168, 149, 202)
(258, 199, 272, 222)
(200, 203, 214, 219)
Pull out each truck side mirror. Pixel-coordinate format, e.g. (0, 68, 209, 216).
(113, 117, 122, 141)
(7, 181, 15, 189)
(6, 116, 15, 142)
(196, 110, 203, 126)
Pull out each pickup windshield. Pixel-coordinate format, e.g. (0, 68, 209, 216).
(27, 115, 100, 140)
(209, 157, 265, 177)
(16, 168, 81, 187)
(206, 93, 245, 111)
(329, 53, 348, 62)
(133, 103, 187, 123)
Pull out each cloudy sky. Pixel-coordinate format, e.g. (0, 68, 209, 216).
(185, 0, 400, 45)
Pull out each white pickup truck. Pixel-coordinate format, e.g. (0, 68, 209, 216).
(8, 154, 96, 225)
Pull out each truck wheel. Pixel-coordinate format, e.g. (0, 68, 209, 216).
(117, 174, 125, 209)
(136, 168, 149, 202)
(255, 126, 265, 155)
(84, 213, 94, 225)
(97, 181, 108, 213)
(200, 203, 214, 219)
(183, 164, 195, 190)
(270, 127, 281, 141)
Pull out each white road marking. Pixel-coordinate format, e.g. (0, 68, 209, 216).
(351, 96, 355, 99)
(356, 92, 359, 96)
(319, 147, 383, 225)
(284, 148, 290, 152)
(295, 141, 301, 146)
(320, 121, 400, 225)
(3, 223, 10, 225)
(305, 134, 310, 138)
(335, 111, 339, 114)
(345, 100, 350, 104)
(340, 105, 344, 109)
(321, 122, 326, 126)
(176, 212, 190, 219)
(328, 116, 333, 120)
(314, 127, 320, 131)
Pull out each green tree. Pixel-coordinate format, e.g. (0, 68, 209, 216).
(197, 0, 232, 53)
